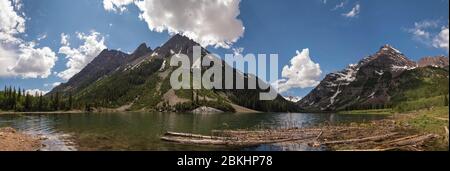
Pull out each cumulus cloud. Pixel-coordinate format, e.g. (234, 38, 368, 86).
(25, 89, 48, 96)
(103, 0, 245, 48)
(0, 0, 58, 78)
(8, 42, 57, 78)
(407, 20, 449, 52)
(274, 49, 322, 93)
(433, 27, 449, 51)
(342, 3, 360, 18)
(0, 45, 17, 77)
(0, 0, 25, 44)
(103, 0, 134, 13)
(57, 31, 107, 80)
(60, 33, 70, 46)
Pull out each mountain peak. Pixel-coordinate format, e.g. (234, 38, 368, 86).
(166, 34, 199, 47)
(151, 34, 206, 60)
(418, 56, 449, 68)
(132, 43, 152, 56)
(379, 44, 402, 54)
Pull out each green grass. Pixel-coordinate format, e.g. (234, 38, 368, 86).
(394, 95, 448, 113)
(402, 106, 449, 151)
(338, 108, 394, 115)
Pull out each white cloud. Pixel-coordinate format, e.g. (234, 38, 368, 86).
(60, 33, 70, 46)
(45, 82, 61, 87)
(342, 3, 360, 18)
(132, 0, 244, 48)
(103, 0, 134, 13)
(0, 0, 58, 78)
(7, 42, 57, 78)
(274, 49, 322, 93)
(25, 89, 48, 96)
(407, 20, 437, 41)
(0, 44, 17, 77)
(36, 33, 47, 41)
(407, 20, 449, 52)
(433, 26, 449, 52)
(0, 0, 25, 44)
(52, 82, 61, 87)
(332, 2, 345, 11)
(57, 31, 107, 80)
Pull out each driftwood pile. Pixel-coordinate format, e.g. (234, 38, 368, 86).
(161, 125, 440, 151)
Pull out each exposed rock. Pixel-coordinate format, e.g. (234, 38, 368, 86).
(298, 45, 420, 111)
(0, 127, 41, 151)
(192, 106, 224, 114)
(418, 56, 449, 68)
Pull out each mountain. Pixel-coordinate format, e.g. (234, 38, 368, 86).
(298, 45, 449, 111)
(50, 34, 298, 113)
(49, 43, 153, 96)
(418, 56, 449, 68)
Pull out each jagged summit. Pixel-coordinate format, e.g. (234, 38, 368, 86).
(379, 44, 403, 54)
(48, 34, 297, 113)
(418, 55, 449, 68)
(298, 45, 420, 111)
(151, 34, 208, 60)
(132, 43, 152, 56)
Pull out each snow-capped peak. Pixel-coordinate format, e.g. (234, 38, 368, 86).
(381, 44, 402, 54)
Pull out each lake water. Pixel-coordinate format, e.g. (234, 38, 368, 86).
(0, 112, 388, 151)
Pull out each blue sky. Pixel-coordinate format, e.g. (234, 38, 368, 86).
(0, 0, 448, 98)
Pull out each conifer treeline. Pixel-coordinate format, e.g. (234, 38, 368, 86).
(0, 86, 73, 112)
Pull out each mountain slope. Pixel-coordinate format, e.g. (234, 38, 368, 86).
(51, 34, 299, 112)
(49, 43, 153, 96)
(418, 56, 449, 68)
(298, 45, 449, 111)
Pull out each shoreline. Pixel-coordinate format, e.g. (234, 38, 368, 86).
(0, 127, 41, 151)
(0, 110, 85, 115)
(1, 107, 447, 151)
(160, 107, 449, 151)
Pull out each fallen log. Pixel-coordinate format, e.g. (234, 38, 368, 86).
(161, 136, 230, 145)
(337, 148, 395, 151)
(161, 131, 321, 146)
(322, 133, 398, 145)
(386, 134, 437, 147)
(384, 134, 422, 144)
(164, 132, 234, 140)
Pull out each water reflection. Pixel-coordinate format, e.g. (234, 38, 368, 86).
(0, 112, 387, 151)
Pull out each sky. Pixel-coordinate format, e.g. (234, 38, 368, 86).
(0, 0, 449, 98)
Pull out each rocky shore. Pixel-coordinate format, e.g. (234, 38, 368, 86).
(0, 127, 41, 151)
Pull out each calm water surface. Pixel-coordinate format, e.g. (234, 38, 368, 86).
(0, 112, 388, 151)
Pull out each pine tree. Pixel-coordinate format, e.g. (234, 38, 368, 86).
(52, 92, 60, 111)
(68, 92, 73, 110)
(24, 93, 32, 111)
(17, 88, 21, 101)
(12, 87, 16, 110)
(38, 92, 43, 111)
